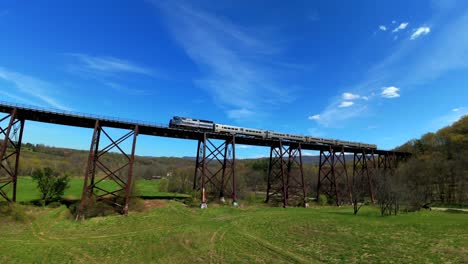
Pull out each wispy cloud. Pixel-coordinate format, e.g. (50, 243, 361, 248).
(379, 25, 387, 31)
(0, 67, 71, 110)
(68, 53, 155, 76)
(392, 22, 409, 33)
(227, 108, 255, 119)
(152, 1, 297, 120)
(338, 101, 354, 108)
(431, 107, 468, 130)
(342, 92, 360, 100)
(381, 86, 400, 98)
(308, 114, 320, 120)
(104, 82, 152, 96)
(66, 53, 158, 96)
(410, 26, 431, 40)
(312, 103, 368, 127)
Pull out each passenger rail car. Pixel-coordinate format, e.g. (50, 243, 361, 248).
(168, 116, 377, 149)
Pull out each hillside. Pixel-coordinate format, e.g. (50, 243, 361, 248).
(395, 115, 468, 206)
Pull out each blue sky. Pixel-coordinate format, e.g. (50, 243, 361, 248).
(1, 0, 468, 158)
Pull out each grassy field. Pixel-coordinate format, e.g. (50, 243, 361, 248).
(9, 176, 187, 202)
(0, 201, 466, 263)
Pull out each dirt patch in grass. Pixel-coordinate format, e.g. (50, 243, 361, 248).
(143, 200, 167, 210)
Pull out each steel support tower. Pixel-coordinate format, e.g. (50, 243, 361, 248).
(193, 133, 237, 208)
(265, 141, 308, 208)
(0, 108, 24, 202)
(316, 146, 352, 205)
(352, 149, 378, 203)
(77, 120, 138, 219)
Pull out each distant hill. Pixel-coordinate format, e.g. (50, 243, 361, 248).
(3, 143, 322, 179)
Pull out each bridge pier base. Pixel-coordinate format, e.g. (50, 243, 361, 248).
(0, 108, 24, 202)
(77, 120, 138, 219)
(193, 133, 237, 208)
(265, 141, 308, 208)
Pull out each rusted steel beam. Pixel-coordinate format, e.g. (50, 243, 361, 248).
(123, 125, 138, 216)
(0, 109, 24, 202)
(266, 141, 307, 208)
(76, 122, 139, 219)
(317, 147, 337, 204)
(193, 134, 237, 208)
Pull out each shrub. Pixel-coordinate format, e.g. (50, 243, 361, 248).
(318, 194, 328, 206)
(0, 203, 29, 222)
(244, 192, 258, 205)
(183, 190, 201, 207)
(32, 167, 70, 206)
(158, 178, 169, 193)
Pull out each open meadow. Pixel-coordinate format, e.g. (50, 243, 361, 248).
(0, 178, 467, 263)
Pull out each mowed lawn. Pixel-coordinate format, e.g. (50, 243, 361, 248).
(9, 176, 187, 202)
(0, 202, 466, 263)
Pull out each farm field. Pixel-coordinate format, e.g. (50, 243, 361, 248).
(0, 201, 467, 263)
(8, 176, 188, 202)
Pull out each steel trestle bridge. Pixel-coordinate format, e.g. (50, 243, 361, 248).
(0, 102, 409, 217)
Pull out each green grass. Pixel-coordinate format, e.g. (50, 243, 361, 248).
(9, 176, 188, 202)
(0, 203, 466, 263)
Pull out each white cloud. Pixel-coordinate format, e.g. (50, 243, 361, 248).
(381, 86, 400, 98)
(308, 114, 320, 120)
(379, 25, 387, 31)
(392, 20, 396, 24)
(392, 22, 409, 33)
(452, 108, 460, 112)
(362, 96, 369, 101)
(68, 53, 155, 76)
(410, 26, 431, 40)
(312, 6, 468, 127)
(342, 92, 360, 100)
(338, 101, 354, 108)
(237, 145, 252, 149)
(0, 67, 70, 110)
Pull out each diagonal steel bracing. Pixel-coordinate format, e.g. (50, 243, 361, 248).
(77, 120, 138, 219)
(265, 141, 308, 208)
(0, 108, 25, 202)
(353, 149, 377, 203)
(193, 133, 237, 208)
(317, 147, 351, 206)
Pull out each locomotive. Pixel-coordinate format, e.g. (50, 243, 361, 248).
(169, 116, 377, 149)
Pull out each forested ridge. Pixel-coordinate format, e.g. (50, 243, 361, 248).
(395, 115, 468, 206)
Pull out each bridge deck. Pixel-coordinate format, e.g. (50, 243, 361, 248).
(0, 102, 407, 156)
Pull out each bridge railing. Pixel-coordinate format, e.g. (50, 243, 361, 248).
(0, 100, 170, 129)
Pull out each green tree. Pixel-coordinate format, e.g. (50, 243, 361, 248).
(32, 167, 70, 205)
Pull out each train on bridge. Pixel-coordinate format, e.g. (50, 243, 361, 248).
(169, 116, 377, 149)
